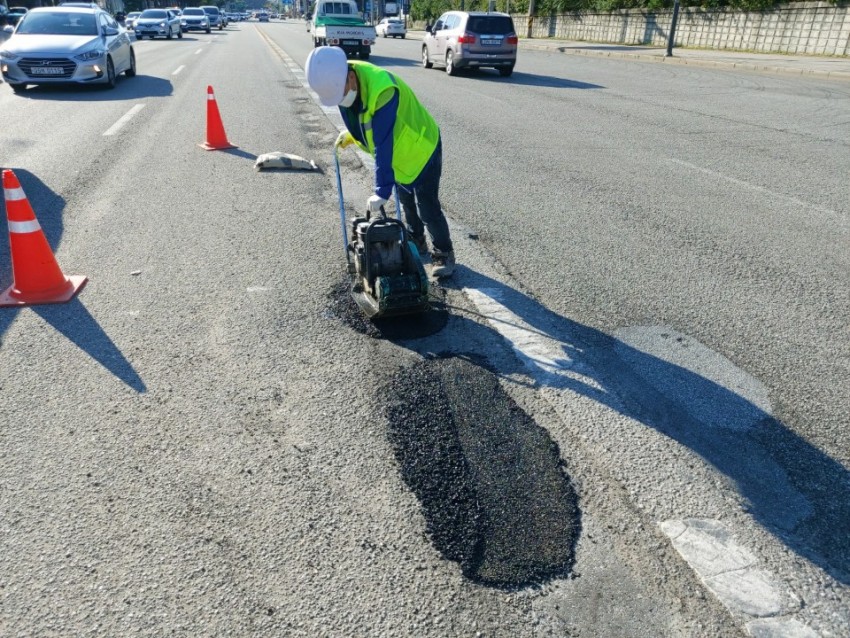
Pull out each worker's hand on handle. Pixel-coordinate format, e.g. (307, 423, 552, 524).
(335, 131, 355, 150)
(367, 195, 387, 213)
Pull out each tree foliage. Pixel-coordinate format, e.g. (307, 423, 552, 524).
(409, 0, 822, 21)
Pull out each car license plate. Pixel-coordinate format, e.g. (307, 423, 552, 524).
(482, 38, 500, 45)
(342, 39, 359, 45)
(31, 66, 64, 75)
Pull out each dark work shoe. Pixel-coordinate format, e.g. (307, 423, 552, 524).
(431, 250, 455, 277)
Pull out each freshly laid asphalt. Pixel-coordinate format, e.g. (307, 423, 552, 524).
(405, 29, 850, 82)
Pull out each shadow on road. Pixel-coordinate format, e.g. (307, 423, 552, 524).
(0, 170, 146, 393)
(9, 75, 174, 100)
(403, 266, 849, 585)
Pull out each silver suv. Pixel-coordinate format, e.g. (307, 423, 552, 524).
(422, 11, 517, 77)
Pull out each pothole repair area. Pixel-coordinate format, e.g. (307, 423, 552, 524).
(326, 274, 448, 340)
(386, 356, 581, 587)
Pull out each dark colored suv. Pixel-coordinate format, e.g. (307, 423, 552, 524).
(422, 11, 517, 77)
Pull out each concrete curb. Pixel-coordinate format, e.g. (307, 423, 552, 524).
(520, 42, 850, 82)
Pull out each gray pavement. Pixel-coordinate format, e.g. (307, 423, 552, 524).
(406, 30, 850, 81)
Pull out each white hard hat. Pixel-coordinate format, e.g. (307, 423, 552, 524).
(305, 46, 349, 107)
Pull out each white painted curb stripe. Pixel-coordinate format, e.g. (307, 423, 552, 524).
(103, 104, 145, 136)
(8, 219, 41, 234)
(4, 187, 25, 201)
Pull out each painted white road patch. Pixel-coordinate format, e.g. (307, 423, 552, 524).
(660, 519, 790, 618)
(462, 287, 604, 392)
(613, 326, 772, 430)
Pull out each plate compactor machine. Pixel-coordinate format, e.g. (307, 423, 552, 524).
(335, 151, 430, 319)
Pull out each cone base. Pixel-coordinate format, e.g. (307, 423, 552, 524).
(0, 275, 87, 307)
(199, 142, 237, 151)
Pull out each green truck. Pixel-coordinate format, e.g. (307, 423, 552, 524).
(309, 0, 375, 59)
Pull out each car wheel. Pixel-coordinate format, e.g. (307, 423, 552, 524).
(167, 26, 173, 39)
(499, 65, 514, 77)
(125, 48, 137, 77)
(104, 57, 117, 89)
(422, 46, 432, 69)
(445, 50, 457, 76)
(177, 28, 183, 39)
(382, 32, 387, 38)
(206, 27, 211, 33)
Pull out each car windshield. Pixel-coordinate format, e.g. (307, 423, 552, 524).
(466, 16, 514, 33)
(202, 7, 219, 14)
(140, 10, 168, 19)
(127, 12, 140, 17)
(15, 12, 98, 36)
(183, 8, 204, 15)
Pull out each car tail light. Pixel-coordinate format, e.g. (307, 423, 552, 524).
(457, 33, 475, 44)
(507, 35, 518, 45)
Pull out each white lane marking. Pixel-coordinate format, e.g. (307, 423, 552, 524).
(462, 287, 603, 392)
(667, 157, 839, 219)
(194, 48, 203, 55)
(103, 104, 145, 136)
(613, 325, 772, 430)
(659, 519, 794, 619)
(173, 64, 186, 75)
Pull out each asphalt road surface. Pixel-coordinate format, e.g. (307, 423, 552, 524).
(1, 20, 847, 637)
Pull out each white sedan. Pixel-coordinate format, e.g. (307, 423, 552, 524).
(375, 17, 406, 38)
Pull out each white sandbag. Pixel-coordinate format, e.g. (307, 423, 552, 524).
(254, 152, 318, 171)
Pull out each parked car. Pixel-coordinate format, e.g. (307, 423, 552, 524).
(257, 11, 269, 22)
(124, 11, 141, 30)
(0, 4, 136, 92)
(180, 7, 211, 33)
(200, 6, 224, 30)
(422, 11, 517, 77)
(134, 8, 182, 39)
(376, 17, 405, 38)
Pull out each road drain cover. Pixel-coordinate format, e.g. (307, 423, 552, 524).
(327, 275, 448, 340)
(386, 356, 580, 587)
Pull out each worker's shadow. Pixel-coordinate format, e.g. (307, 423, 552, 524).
(0, 170, 145, 393)
(394, 265, 850, 585)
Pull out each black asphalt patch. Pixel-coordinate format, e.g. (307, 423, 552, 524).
(326, 273, 448, 340)
(386, 356, 581, 587)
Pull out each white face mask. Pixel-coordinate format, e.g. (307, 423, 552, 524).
(339, 89, 357, 108)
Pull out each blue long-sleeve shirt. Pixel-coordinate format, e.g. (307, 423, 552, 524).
(340, 86, 399, 201)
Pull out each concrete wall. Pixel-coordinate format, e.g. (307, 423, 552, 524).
(519, 2, 850, 56)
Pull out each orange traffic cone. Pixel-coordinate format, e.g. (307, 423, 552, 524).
(199, 85, 236, 151)
(0, 169, 87, 307)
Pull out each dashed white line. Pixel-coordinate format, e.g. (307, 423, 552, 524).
(667, 157, 839, 219)
(103, 104, 145, 136)
(194, 48, 203, 55)
(172, 64, 186, 75)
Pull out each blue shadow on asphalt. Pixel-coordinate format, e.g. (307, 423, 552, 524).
(432, 267, 850, 585)
(9, 75, 174, 100)
(0, 170, 146, 393)
(367, 53, 604, 89)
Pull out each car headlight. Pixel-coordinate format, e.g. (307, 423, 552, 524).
(75, 49, 106, 61)
(157, 21, 166, 27)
